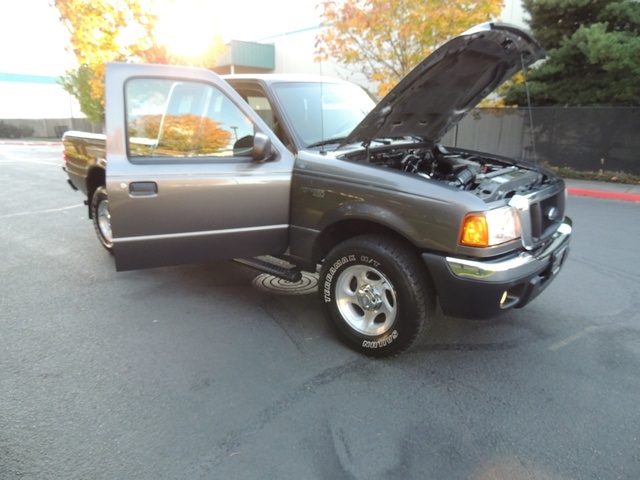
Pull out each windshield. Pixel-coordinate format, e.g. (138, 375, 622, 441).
(271, 81, 376, 149)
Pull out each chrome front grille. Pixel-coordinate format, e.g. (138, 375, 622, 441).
(531, 189, 566, 242)
(510, 181, 566, 249)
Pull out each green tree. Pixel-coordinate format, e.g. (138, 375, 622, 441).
(53, 0, 159, 123)
(503, 0, 640, 106)
(59, 65, 104, 125)
(316, 0, 503, 96)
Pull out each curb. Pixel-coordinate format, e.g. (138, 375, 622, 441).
(567, 188, 640, 203)
(0, 140, 62, 146)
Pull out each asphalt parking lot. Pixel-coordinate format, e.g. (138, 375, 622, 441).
(1, 143, 639, 479)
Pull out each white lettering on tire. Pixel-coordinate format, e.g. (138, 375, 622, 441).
(323, 254, 356, 302)
(362, 330, 398, 349)
(359, 255, 380, 268)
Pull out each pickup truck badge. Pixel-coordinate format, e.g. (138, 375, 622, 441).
(300, 186, 325, 199)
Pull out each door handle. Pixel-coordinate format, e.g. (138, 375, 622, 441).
(129, 181, 158, 196)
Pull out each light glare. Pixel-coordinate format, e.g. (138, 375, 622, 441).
(154, 1, 219, 58)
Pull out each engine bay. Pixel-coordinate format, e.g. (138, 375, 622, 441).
(350, 145, 545, 202)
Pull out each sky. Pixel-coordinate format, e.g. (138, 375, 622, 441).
(0, 0, 324, 76)
(0, 0, 75, 76)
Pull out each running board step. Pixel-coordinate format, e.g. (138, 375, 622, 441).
(234, 256, 302, 283)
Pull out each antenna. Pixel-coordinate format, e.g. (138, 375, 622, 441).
(521, 53, 537, 166)
(319, 58, 326, 154)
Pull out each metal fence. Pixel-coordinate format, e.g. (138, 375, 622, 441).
(442, 107, 640, 175)
(2, 107, 639, 175)
(0, 118, 99, 139)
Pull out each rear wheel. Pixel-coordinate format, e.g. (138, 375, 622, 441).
(319, 235, 432, 357)
(91, 186, 113, 253)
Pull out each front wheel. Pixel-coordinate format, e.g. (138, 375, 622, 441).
(319, 235, 432, 357)
(91, 186, 113, 253)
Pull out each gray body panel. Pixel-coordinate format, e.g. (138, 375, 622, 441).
(288, 150, 483, 262)
(342, 22, 545, 146)
(104, 62, 295, 271)
(63, 131, 107, 196)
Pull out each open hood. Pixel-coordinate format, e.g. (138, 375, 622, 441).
(340, 23, 544, 147)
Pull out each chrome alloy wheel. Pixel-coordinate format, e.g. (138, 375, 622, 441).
(334, 264, 397, 336)
(97, 199, 112, 243)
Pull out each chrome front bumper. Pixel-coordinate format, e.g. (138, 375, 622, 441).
(446, 218, 572, 283)
(422, 217, 572, 319)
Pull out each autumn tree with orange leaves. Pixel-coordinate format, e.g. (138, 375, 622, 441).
(53, 0, 223, 123)
(129, 114, 232, 156)
(316, 0, 503, 97)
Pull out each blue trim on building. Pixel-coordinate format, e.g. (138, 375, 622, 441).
(0, 73, 60, 85)
(255, 24, 326, 42)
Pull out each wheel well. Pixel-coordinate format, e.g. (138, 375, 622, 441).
(314, 220, 438, 314)
(313, 220, 417, 264)
(86, 167, 105, 218)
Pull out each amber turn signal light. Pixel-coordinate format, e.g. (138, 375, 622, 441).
(460, 213, 489, 247)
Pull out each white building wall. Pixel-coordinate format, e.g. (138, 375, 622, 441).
(263, 27, 371, 89)
(0, 80, 82, 120)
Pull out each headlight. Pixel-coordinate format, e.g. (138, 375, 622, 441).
(459, 206, 521, 247)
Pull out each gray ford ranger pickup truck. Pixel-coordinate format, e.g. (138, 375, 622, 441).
(63, 23, 572, 356)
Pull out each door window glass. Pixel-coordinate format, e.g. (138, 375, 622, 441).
(271, 82, 375, 147)
(233, 85, 290, 147)
(125, 79, 255, 159)
(246, 95, 274, 129)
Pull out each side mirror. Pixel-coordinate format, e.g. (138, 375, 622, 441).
(253, 132, 274, 162)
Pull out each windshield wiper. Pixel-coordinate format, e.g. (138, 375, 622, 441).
(306, 136, 348, 148)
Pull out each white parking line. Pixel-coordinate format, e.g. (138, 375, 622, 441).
(0, 158, 61, 166)
(0, 204, 84, 220)
(548, 326, 599, 351)
(545, 323, 634, 351)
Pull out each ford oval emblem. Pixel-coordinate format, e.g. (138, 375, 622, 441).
(546, 206, 559, 221)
